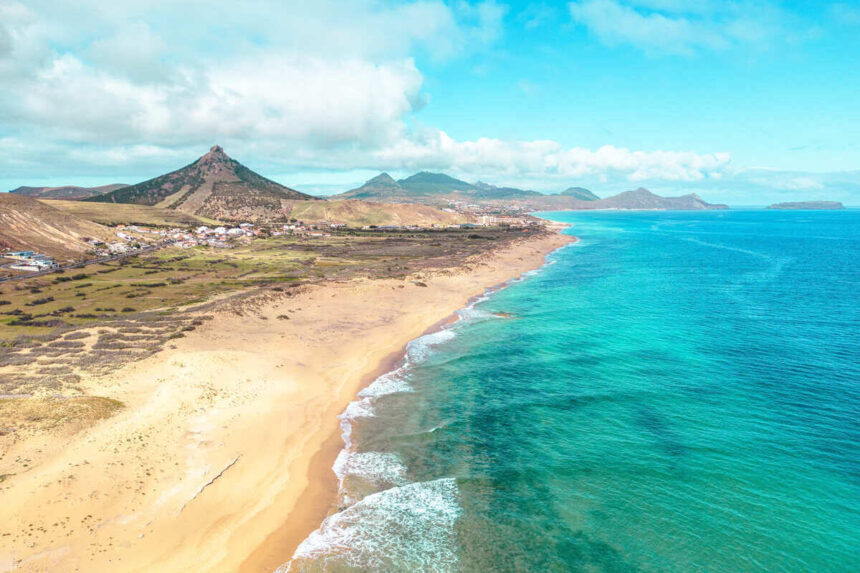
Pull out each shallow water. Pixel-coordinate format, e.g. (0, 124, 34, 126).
(285, 209, 860, 572)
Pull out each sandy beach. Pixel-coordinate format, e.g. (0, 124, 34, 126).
(0, 226, 574, 573)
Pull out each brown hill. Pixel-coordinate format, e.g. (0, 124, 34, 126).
(0, 194, 114, 261)
(42, 200, 220, 227)
(87, 146, 317, 223)
(285, 199, 471, 227)
(10, 184, 128, 200)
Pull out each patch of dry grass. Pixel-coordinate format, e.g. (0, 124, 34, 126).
(0, 396, 123, 436)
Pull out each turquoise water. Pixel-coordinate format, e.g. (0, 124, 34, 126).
(285, 210, 860, 572)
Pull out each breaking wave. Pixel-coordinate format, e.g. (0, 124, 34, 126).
(281, 479, 461, 573)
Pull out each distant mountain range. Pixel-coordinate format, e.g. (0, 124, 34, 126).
(337, 171, 545, 202)
(86, 146, 317, 223)
(766, 201, 844, 210)
(9, 161, 728, 229)
(338, 172, 726, 210)
(10, 183, 128, 200)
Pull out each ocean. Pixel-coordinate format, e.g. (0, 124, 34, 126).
(283, 209, 860, 572)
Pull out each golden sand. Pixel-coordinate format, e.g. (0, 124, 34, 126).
(0, 227, 573, 572)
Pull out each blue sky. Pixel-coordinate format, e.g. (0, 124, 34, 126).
(1, 0, 858, 204)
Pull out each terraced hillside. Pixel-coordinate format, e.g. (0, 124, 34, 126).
(87, 146, 317, 223)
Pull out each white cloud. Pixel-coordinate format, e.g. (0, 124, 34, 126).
(11, 53, 424, 147)
(0, 0, 445, 148)
(568, 0, 793, 55)
(369, 129, 731, 183)
(6, 0, 830, 204)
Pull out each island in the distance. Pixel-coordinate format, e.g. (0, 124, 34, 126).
(766, 201, 845, 210)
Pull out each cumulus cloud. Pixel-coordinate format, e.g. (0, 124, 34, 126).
(0, 0, 448, 148)
(371, 129, 731, 182)
(568, 0, 794, 55)
(0, 0, 734, 192)
(9, 52, 424, 147)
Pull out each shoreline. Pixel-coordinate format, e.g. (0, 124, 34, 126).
(259, 231, 579, 571)
(0, 225, 575, 573)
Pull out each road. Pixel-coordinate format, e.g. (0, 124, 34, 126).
(0, 242, 172, 284)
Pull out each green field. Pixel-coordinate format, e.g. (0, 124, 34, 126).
(0, 228, 526, 341)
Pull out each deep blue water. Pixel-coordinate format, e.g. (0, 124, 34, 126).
(286, 209, 860, 572)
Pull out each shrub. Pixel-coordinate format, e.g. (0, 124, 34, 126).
(277, 314, 290, 320)
(10, 318, 66, 327)
(121, 307, 136, 312)
(26, 296, 54, 306)
(49, 340, 86, 349)
(64, 331, 90, 340)
(0, 300, 10, 306)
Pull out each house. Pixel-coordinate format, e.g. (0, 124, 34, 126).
(31, 257, 58, 269)
(5, 251, 35, 260)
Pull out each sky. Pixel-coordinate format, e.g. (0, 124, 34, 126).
(1, 0, 858, 204)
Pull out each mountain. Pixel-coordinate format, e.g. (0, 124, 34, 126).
(515, 187, 726, 211)
(766, 201, 844, 210)
(10, 184, 128, 200)
(559, 187, 599, 201)
(339, 172, 541, 202)
(595, 188, 725, 210)
(397, 172, 476, 195)
(86, 146, 317, 223)
(471, 181, 542, 200)
(339, 173, 724, 211)
(339, 173, 406, 200)
(0, 194, 114, 261)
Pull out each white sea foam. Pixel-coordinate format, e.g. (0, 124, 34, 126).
(358, 366, 412, 398)
(404, 328, 457, 363)
(280, 478, 462, 573)
(333, 450, 409, 506)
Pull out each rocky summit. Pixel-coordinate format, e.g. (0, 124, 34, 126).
(87, 146, 317, 223)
